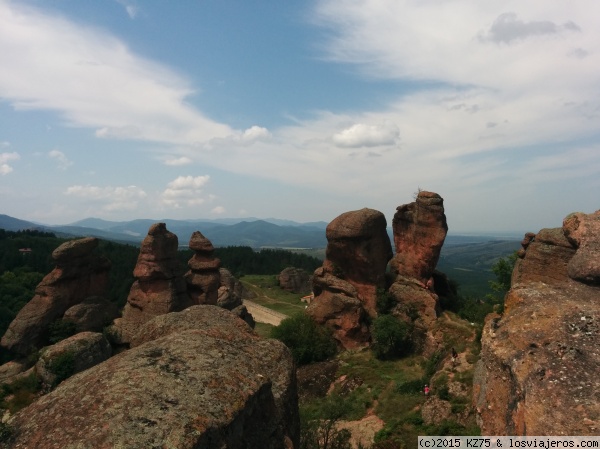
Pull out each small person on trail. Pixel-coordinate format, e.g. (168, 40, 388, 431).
(451, 347, 458, 367)
(424, 385, 430, 396)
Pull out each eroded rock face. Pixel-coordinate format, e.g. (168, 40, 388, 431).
(1, 237, 110, 356)
(8, 306, 300, 449)
(279, 267, 312, 294)
(117, 223, 190, 344)
(35, 331, 112, 388)
(563, 210, 600, 284)
(217, 268, 244, 310)
(307, 209, 392, 348)
(390, 191, 448, 284)
(386, 192, 447, 354)
(63, 296, 120, 333)
(185, 231, 221, 306)
(474, 220, 600, 435)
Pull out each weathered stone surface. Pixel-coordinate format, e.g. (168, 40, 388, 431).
(390, 191, 448, 285)
(1, 238, 110, 356)
(421, 396, 452, 426)
(185, 231, 221, 306)
(118, 224, 190, 344)
(323, 209, 392, 315)
(62, 296, 120, 333)
(133, 223, 181, 280)
(130, 305, 254, 348)
(232, 304, 256, 329)
(563, 210, 600, 284)
(474, 217, 600, 436)
(279, 267, 312, 294)
(217, 268, 244, 310)
(308, 209, 391, 349)
(35, 332, 112, 388)
(511, 228, 575, 288)
(308, 292, 369, 350)
(8, 310, 300, 449)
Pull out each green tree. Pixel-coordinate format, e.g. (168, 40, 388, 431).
(270, 313, 337, 366)
(486, 252, 518, 311)
(371, 315, 412, 360)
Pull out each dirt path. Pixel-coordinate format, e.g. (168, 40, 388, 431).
(243, 300, 289, 326)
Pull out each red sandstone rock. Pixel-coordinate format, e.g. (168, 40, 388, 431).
(62, 296, 120, 333)
(8, 307, 299, 449)
(563, 210, 600, 284)
(1, 237, 110, 356)
(117, 224, 190, 344)
(474, 216, 600, 436)
(185, 231, 221, 306)
(279, 267, 312, 294)
(307, 208, 391, 349)
(390, 191, 448, 284)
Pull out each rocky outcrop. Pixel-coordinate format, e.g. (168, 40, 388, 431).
(390, 191, 448, 285)
(185, 231, 221, 306)
(7, 306, 299, 449)
(474, 211, 600, 435)
(35, 331, 112, 387)
(62, 296, 120, 333)
(116, 223, 190, 344)
(307, 209, 392, 349)
(217, 267, 245, 310)
(1, 237, 110, 356)
(279, 267, 312, 294)
(387, 192, 447, 354)
(563, 210, 600, 284)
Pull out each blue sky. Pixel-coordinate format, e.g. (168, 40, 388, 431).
(1, 0, 599, 233)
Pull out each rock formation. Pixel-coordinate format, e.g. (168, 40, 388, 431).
(474, 210, 600, 435)
(307, 208, 393, 349)
(217, 267, 244, 310)
(116, 223, 190, 344)
(62, 296, 120, 333)
(390, 191, 448, 284)
(279, 267, 312, 294)
(35, 331, 112, 387)
(0, 237, 110, 356)
(185, 230, 221, 305)
(6, 306, 300, 449)
(387, 191, 448, 353)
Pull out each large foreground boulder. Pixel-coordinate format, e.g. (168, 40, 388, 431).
(474, 214, 600, 435)
(7, 306, 299, 449)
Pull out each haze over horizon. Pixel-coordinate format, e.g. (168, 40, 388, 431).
(1, 1, 599, 233)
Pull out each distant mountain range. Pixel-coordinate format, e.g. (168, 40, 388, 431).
(0, 214, 329, 248)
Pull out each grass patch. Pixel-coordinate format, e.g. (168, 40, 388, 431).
(253, 322, 274, 338)
(241, 275, 307, 317)
(0, 373, 41, 414)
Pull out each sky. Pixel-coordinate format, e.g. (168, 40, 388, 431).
(1, 0, 599, 234)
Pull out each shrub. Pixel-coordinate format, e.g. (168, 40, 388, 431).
(371, 315, 412, 360)
(271, 313, 337, 366)
(47, 351, 75, 386)
(376, 288, 395, 315)
(48, 319, 77, 344)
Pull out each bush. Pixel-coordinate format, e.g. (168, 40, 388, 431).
(48, 319, 77, 344)
(271, 313, 337, 366)
(371, 315, 412, 360)
(47, 351, 75, 386)
(376, 288, 395, 315)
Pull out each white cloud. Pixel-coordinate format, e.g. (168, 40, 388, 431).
(332, 122, 399, 148)
(0, 3, 232, 146)
(164, 156, 192, 166)
(48, 149, 73, 170)
(242, 126, 271, 141)
(0, 152, 19, 175)
(64, 184, 147, 211)
(115, 0, 139, 19)
(161, 175, 211, 208)
(211, 206, 226, 215)
(479, 12, 578, 44)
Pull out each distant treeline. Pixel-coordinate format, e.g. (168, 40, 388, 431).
(179, 246, 322, 278)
